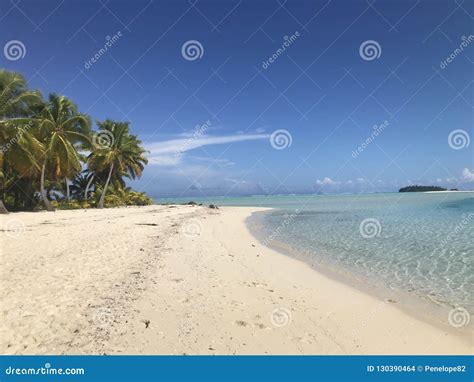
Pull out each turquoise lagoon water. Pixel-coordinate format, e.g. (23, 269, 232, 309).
(162, 193, 474, 313)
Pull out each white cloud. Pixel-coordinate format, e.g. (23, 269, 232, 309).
(144, 133, 269, 168)
(462, 168, 474, 182)
(316, 177, 337, 185)
(134, 133, 272, 197)
(148, 155, 181, 166)
(146, 134, 269, 159)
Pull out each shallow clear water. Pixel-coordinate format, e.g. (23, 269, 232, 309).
(162, 193, 474, 312)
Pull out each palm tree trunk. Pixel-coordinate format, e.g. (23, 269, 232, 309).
(0, 199, 8, 214)
(65, 178, 70, 202)
(41, 163, 54, 211)
(98, 163, 114, 209)
(85, 174, 95, 201)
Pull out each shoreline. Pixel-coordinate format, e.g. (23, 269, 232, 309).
(423, 190, 474, 193)
(246, 209, 471, 339)
(1, 205, 471, 354)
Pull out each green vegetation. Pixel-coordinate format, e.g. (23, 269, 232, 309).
(399, 185, 447, 192)
(88, 120, 147, 209)
(0, 69, 152, 213)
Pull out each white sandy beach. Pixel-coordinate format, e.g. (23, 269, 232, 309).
(0, 205, 471, 355)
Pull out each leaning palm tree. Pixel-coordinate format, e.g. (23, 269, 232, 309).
(88, 120, 148, 209)
(0, 70, 42, 213)
(36, 94, 91, 211)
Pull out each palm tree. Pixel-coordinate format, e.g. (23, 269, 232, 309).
(37, 94, 91, 211)
(0, 70, 41, 118)
(70, 170, 96, 201)
(0, 70, 42, 213)
(0, 124, 44, 210)
(88, 120, 148, 209)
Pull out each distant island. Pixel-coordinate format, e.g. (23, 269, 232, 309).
(399, 185, 447, 192)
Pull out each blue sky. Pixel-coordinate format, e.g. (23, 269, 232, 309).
(1, 0, 473, 198)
